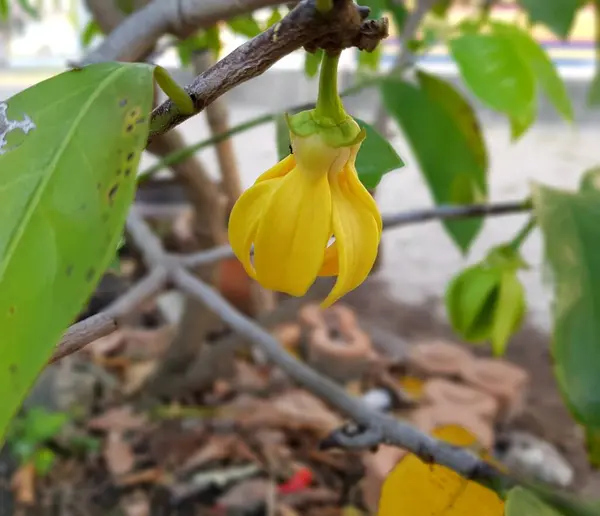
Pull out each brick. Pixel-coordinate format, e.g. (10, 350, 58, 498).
(460, 358, 529, 422)
(422, 378, 499, 423)
(407, 340, 474, 379)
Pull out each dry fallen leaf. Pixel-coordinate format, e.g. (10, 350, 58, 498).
(11, 462, 35, 505)
(87, 406, 148, 432)
(104, 431, 135, 477)
(217, 478, 271, 509)
(89, 330, 126, 358)
(378, 425, 504, 515)
(122, 326, 175, 360)
(233, 390, 341, 437)
(121, 491, 151, 516)
(123, 361, 157, 395)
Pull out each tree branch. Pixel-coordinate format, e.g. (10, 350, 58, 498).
(81, 0, 291, 65)
(148, 0, 386, 139)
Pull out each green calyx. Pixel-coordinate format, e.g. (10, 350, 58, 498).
(285, 110, 364, 148)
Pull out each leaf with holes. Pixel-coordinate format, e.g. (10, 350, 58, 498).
(0, 62, 154, 444)
(534, 184, 600, 428)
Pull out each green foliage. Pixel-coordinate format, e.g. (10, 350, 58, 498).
(506, 487, 564, 516)
(176, 27, 222, 67)
(0, 0, 38, 19)
(227, 14, 262, 38)
(533, 183, 600, 428)
(446, 245, 527, 355)
(588, 71, 600, 107)
(7, 407, 67, 475)
(353, 117, 404, 189)
(304, 50, 324, 79)
(0, 62, 154, 445)
(381, 76, 487, 252)
(450, 32, 536, 119)
(81, 20, 104, 49)
(517, 0, 580, 39)
(492, 23, 573, 123)
(358, 46, 382, 73)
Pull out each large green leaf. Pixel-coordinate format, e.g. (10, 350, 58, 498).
(381, 78, 487, 252)
(449, 32, 536, 119)
(589, 71, 600, 107)
(506, 487, 563, 516)
(0, 62, 154, 443)
(533, 184, 600, 427)
(518, 0, 580, 39)
(354, 117, 404, 189)
(227, 14, 262, 38)
(417, 70, 487, 171)
(304, 49, 324, 78)
(493, 22, 573, 122)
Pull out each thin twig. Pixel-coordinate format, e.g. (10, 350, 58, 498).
(50, 268, 168, 363)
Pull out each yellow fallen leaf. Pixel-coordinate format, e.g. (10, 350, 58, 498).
(398, 376, 426, 399)
(378, 425, 504, 516)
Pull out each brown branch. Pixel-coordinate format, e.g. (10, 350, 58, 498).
(81, 0, 291, 64)
(50, 268, 168, 363)
(149, 0, 386, 139)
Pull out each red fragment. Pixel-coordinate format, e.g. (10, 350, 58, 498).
(278, 467, 314, 494)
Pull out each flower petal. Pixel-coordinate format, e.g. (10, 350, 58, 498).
(255, 154, 296, 183)
(253, 166, 332, 296)
(322, 164, 382, 307)
(227, 178, 281, 278)
(319, 242, 338, 276)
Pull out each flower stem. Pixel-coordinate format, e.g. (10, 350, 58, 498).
(510, 215, 536, 250)
(315, 0, 333, 13)
(314, 52, 346, 124)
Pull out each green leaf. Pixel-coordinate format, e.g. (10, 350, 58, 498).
(274, 113, 290, 162)
(518, 0, 580, 39)
(116, 0, 135, 14)
(0, 62, 154, 444)
(588, 71, 600, 107)
(360, 0, 385, 18)
(0, 0, 8, 19)
(446, 265, 502, 342)
(586, 427, 600, 468)
(385, 0, 408, 30)
(32, 447, 55, 476)
(381, 78, 487, 251)
(21, 408, 67, 443)
(506, 487, 563, 516)
(358, 46, 382, 72)
(509, 98, 537, 141)
(266, 8, 283, 27)
(580, 166, 600, 193)
(449, 32, 536, 118)
(417, 70, 487, 171)
(491, 271, 526, 356)
(16, 0, 38, 18)
(81, 20, 103, 49)
(228, 14, 262, 38)
(304, 50, 323, 78)
(354, 118, 404, 189)
(493, 23, 573, 122)
(432, 0, 452, 17)
(533, 184, 600, 427)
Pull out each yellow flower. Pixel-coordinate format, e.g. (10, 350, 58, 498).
(228, 129, 382, 308)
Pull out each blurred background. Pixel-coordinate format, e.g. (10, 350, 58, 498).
(1, 1, 600, 514)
